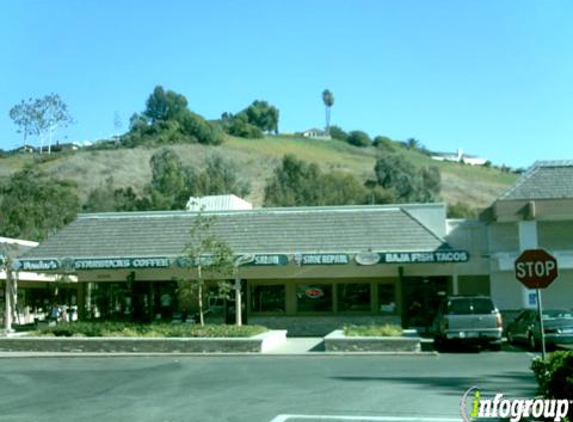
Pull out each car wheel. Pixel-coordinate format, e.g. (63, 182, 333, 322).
(528, 333, 537, 351)
(489, 341, 502, 351)
(434, 336, 446, 352)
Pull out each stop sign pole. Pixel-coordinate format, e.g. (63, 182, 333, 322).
(514, 249, 559, 360)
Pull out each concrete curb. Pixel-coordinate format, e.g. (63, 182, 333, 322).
(324, 329, 423, 352)
(0, 330, 288, 354)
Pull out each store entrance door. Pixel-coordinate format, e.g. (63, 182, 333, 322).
(401, 277, 449, 331)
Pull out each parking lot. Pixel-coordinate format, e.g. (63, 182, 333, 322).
(0, 348, 539, 422)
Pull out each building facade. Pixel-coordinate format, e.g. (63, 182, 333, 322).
(15, 161, 573, 334)
(17, 204, 486, 335)
(482, 161, 573, 320)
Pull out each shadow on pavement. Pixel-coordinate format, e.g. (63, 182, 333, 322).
(328, 371, 537, 397)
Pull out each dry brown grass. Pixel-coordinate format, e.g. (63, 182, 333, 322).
(0, 136, 517, 208)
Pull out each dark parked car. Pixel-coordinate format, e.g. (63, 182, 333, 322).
(432, 296, 503, 350)
(506, 309, 573, 350)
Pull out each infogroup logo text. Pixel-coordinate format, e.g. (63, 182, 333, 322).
(461, 387, 571, 422)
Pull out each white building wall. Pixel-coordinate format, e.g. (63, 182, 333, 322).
(488, 219, 573, 311)
(537, 270, 573, 309)
(489, 271, 526, 310)
(446, 219, 489, 275)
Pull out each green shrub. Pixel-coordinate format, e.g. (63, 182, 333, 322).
(373, 136, 396, 153)
(329, 125, 348, 142)
(531, 351, 573, 403)
(343, 324, 402, 337)
(447, 202, 478, 218)
(33, 322, 268, 338)
(347, 130, 371, 147)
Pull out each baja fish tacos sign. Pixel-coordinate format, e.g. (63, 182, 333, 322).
(380, 250, 470, 264)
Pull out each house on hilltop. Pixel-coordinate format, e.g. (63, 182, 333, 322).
(431, 148, 487, 166)
(301, 128, 331, 140)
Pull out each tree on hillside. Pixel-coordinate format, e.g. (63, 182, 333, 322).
(315, 172, 370, 205)
(9, 99, 36, 149)
(221, 112, 263, 139)
(264, 155, 386, 207)
(82, 148, 251, 213)
(264, 155, 321, 206)
(123, 86, 224, 147)
(322, 89, 334, 134)
(374, 154, 441, 203)
(329, 125, 348, 142)
(144, 86, 188, 124)
(146, 148, 191, 210)
(0, 168, 80, 241)
(195, 154, 251, 198)
(83, 178, 156, 213)
(405, 138, 420, 150)
(347, 130, 371, 147)
(178, 110, 224, 145)
(232, 100, 279, 135)
(9, 94, 73, 154)
(373, 136, 396, 153)
(419, 166, 441, 202)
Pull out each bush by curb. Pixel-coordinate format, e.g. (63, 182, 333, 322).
(531, 351, 573, 419)
(33, 322, 268, 338)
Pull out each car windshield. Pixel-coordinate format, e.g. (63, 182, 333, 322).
(446, 298, 495, 315)
(542, 310, 573, 320)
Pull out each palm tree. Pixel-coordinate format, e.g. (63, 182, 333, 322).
(322, 89, 334, 135)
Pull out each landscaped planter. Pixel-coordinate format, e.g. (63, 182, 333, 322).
(324, 329, 421, 352)
(0, 330, 287, 354)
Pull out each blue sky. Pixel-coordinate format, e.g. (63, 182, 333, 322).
(1, 0, 572, 168)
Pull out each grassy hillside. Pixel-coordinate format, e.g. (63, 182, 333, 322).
(0, 135, 518, 210)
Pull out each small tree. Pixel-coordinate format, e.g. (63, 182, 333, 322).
(177, 211, 234, 326)
(35, 94, 73, 154)
(0, 242, 18, 334)
(9, 94, 73, 154)
(9, 99, 36, 149)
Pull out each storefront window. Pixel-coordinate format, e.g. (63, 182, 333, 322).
(378, 284, 396, 314)
(337, 283, 371, 312)
(251, 285, 285, 313)
(296, 284, 333, 312)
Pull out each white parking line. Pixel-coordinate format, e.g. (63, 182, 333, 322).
(269, 415, 461, 422)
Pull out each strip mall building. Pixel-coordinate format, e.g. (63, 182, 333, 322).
(14, 161, 573, 335)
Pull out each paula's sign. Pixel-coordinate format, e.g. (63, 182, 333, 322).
(17, 257, 173, 272)
(15, 259, 60, 271)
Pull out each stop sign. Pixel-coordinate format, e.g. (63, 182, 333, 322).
(514, 249, 559, 289)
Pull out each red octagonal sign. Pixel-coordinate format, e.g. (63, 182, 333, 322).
(514, 249, 559, 289)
